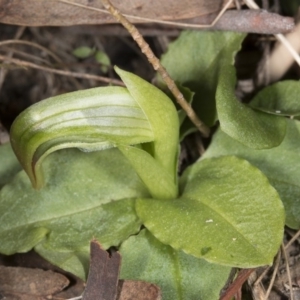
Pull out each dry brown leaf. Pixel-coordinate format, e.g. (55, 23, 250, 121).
(0, 266, 69, 299)
(0, 0, 226, 26)
(118, 280, 161, 300)
(0, 251, 85, 300)
(83, 240, 121, 300)
(83, 240, 161, 300)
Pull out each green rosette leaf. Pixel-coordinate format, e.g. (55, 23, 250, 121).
(136, 156, 284, 267)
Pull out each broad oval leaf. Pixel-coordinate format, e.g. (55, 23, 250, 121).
(216, 64, 286, 149)
(120, 229, 231, 300)
(202, 119, 300, 229)
(136, 156, 284, 267)
(0, 148, 147, 269)
(34, 197, 138, 280)
(250, 80, 300, 116)
(10, 85, 153, 189)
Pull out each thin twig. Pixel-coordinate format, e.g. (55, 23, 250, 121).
(248, 269, 266, 300)
(0, 27, 25, 91)
(254, 266, 271, 287)
(0, 39, 84, 90)
(220, 268, 255, 300)
(0, 54, 124, 86)
(285, 228, 300, 250)
(281, 243, 294, 300)
(0, 46, 55, 67)
(100, 0, 210, 137)
(235, 0, 242, 10)
(263, 250, 281, 300)
(255, 235, 300, 300)
(0, 40, 63, 64)
(275, 33, 300, 66)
